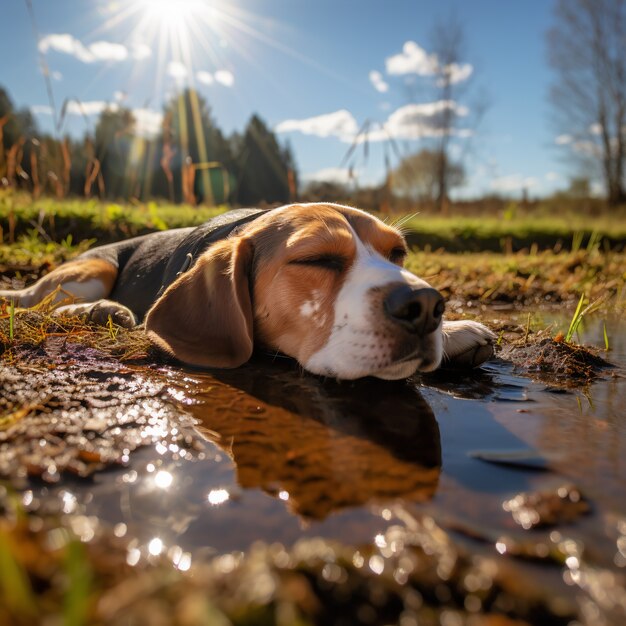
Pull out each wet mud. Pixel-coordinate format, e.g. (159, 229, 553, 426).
(0, 339, 202, 483)
(1, 312, 626, 624)
(498, 328, 614, 385)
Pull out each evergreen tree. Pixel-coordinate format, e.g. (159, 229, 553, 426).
(161, 89, 233, 203)
(94, 107, 135, 198)
(235, 114, 293, 205)
(0, 87, 37, 149)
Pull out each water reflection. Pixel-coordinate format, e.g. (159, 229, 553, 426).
(190, 357, 442, 520)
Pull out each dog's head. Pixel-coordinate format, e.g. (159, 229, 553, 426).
(146, 203, 444, 379)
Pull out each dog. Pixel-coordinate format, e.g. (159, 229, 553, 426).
(0, 203, 495, 379)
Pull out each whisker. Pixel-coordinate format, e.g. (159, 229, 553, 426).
(390, 211, 420, 230)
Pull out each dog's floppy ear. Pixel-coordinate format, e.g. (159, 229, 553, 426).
(145, 237, 254, 368)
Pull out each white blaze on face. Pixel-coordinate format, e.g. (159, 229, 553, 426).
(299, 290, 327, 327)
(304, 232, 442, 380)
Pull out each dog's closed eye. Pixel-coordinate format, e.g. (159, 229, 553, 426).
(289, 254, 347, 272)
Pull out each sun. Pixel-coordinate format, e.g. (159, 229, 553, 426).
(137, 0, 210, 28)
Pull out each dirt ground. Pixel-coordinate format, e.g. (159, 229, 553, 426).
(0, 254, 622, 625)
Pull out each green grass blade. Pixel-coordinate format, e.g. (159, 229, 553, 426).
(565, 293, 585, 343)
(63, 540, 92, 626)
(603, 321, 610, 350)
(9, 299, 15, 342)
(0, 530, 37, 618)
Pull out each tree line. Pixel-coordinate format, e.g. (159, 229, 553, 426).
(0, 86, 297, 206)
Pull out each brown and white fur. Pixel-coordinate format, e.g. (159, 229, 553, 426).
(0, 203, 495, 380)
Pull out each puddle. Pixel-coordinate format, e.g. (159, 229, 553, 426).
(2, 312, 626, 622)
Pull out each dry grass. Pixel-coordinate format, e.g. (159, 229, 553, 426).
(0, 297, 155, 365)
(407, 248, 626, 313)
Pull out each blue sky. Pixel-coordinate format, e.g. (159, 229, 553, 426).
(0, 0, 572, 198)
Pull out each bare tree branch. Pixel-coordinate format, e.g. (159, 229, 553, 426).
(548, 0, 626, 204)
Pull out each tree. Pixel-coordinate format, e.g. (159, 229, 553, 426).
(160, 89, 234, 203)
(0, 87, 37, 148)
(548, 0, 626, 205)
(93, 107, 135, 198)
(429, 17, 468, 212)
(0, 87, 37, 187)
(391, 148, 464, 203)
(395, 16, 486, 212)
(235, 114, 294, 205)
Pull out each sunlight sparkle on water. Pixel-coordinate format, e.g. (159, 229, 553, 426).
(207, 488, 230, 505)
(154, 470, 173, 489)
(127, 547, 141, 566)
(148, 537, 164, 556)
(369, 554, 385, 575)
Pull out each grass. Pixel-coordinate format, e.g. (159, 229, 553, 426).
(1, 193, 625, 317)
(400, 213, 626, 251)
(0, 303, 155, 366)
(1, 191, 626, 252)
(0, 190, 228, 246)
(565, 294, 586, 342)
(405, 248, 626, 313)
(8, 300, 14, 342)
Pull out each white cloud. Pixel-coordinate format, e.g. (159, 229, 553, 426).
(51, 70, 63, 81)
(275, 109, 359, 140)
(490, 174, 538, 193)
(589, 122, 602, 135)
(403, 100, 468, 117)
(303, 167, 355, 185)
(113, 91, 127, 103)
(31, 104, 54, 115)
(196, 69, 234, 87)
(555, 134, 572, 145)
(363, 101, 471, 142)
(196, 70, 214, 85)
(39, 33, 150, 64)
(369, 70, 389, 93)
(131, 42, 151, 60)
(385, 41, 473, 86)
(88, 41, 127, 62)
(438, 62, 473, 86)
(66, 101, 120, 116)
(386, 41, 438, 76)
(214, 70, 234, 86)
(39, 34, 93, 62)
(276, 101, 470, 145)
(31, 101, 163, 137)
(167, 61, 188, 79)
(545, 171, 561, 182)
(31, 101, 120, 117)
(133, 108, 163, 138)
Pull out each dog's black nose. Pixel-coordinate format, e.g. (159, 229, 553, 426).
(384, 286, 444, 334)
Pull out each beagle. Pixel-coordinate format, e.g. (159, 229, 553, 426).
(0, 203, 495, 379)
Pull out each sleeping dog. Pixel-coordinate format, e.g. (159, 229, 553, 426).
(0, 203, 495, 379)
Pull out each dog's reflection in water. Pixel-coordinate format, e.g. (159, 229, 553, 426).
(189, 359, 441, 520)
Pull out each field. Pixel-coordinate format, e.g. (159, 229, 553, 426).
(2, 192, 625, 316)
(2, 194, 626, 626)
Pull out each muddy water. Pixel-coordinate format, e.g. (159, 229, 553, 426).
(23, 315, 626, 612)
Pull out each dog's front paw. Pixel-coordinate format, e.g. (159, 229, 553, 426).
(441, 320, 496, 368)
(54, 300, 137, 328)
(88, 301, 137, 328)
